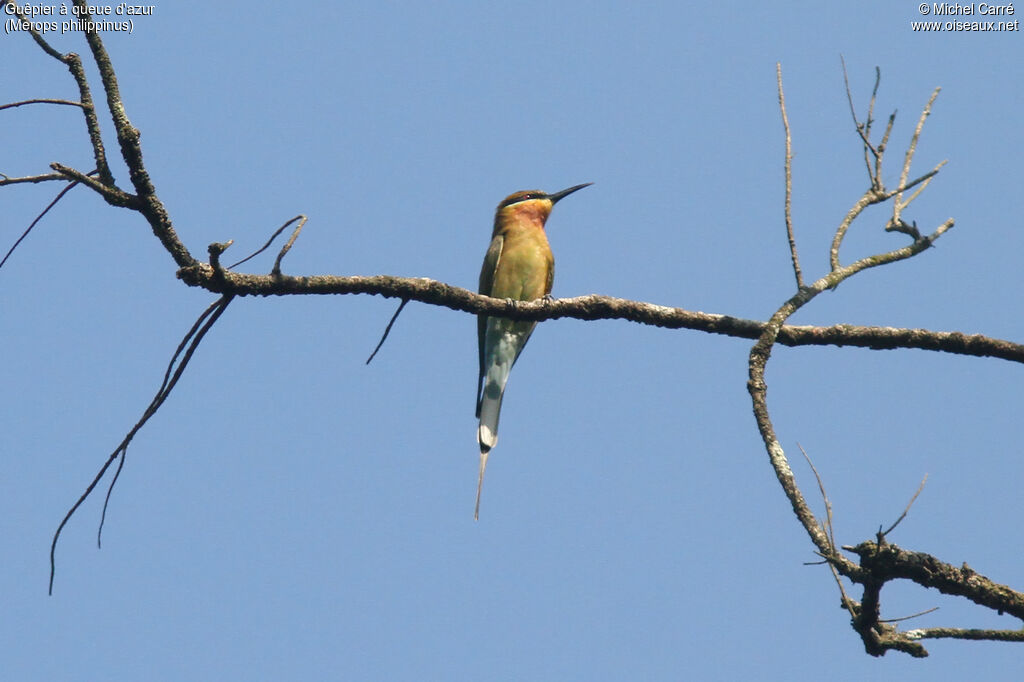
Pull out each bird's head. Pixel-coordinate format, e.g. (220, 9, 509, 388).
(493, 183, 592, 231)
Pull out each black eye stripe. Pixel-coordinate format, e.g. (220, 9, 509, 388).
(498, 192, 544, 209)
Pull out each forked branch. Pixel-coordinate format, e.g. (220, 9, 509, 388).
(49, 295, 233, 594)
(761, 67, 1023, 657)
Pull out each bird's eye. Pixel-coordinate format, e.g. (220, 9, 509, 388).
(499, 191, 545, 209)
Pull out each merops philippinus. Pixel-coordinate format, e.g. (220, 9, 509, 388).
(474, 182, 592, 519)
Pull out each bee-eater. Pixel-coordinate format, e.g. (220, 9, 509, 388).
(475, 182, 592, 519)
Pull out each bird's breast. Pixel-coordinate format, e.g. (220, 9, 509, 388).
(494, 226, 553, 301)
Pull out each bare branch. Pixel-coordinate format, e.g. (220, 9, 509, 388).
(62, 51, 116, 186)
(227, 215, 305, 271)
(750, 217, 954, 566)
(878, 166, 942, 202)
(735, 61, 1024, 650)
(905, 627, 1024, 642)
(5, 0, 66, 61)
(798, 443, 835, 551)
(208, 240, 235, 278)
(172, 261, 1024, 369)
(829, 81, 944, 271)
(894, 160, 948, 216)
(877, 111, 896, 183)
(0, 172, 68, 187)
(893, 88, 941, 228)
(272, 215, 307, 275)
(1, 172, 95, 271)
(71, 0, 154, 197)
(4, 1, 114, 186)
(829, 193, 872, 272)
(366, 299, 410, 365)
(845, 543, 1024, 621)
(880, 606, 939, 624)
(880, 474, 928, 538)
(776, 63, 803, 289)
(50, 162, 138, 207)
(0, 98, 85, 112)
(866, 66, 882, 181)
(841, 57, 878, 181)
(50, 296, 234, 594)
(798, 443, 865, 630)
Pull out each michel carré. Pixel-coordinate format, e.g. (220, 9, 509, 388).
(932, 2, 1016, 14)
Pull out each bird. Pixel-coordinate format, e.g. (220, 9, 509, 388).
(474, 182, 592, 519)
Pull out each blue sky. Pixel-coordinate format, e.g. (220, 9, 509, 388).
(4, 2, 1024, 680)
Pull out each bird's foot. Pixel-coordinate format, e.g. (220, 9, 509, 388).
(504, 298, 517, 313)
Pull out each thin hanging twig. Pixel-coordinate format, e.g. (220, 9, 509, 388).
(1, 172, 96, 270)
(366, 299, 410, 364)
(50, 295, 233, 594)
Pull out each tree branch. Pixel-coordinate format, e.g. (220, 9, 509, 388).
(10, 19, 1024, 657)
(49, 295, 234, 594)
(744, 68, 1024, 658)
(176, 264, 1023, 366)
(776, 63, 803, 289)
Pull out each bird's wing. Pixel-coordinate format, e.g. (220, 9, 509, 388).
(545, 253, 554, 296)
(476, 233, 504, 417)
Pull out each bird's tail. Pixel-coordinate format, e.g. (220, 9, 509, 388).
(475, 325, 520, 519)
(474, 449, 489, 521)
(475, 374, 505, 521)
(477, 383, 504, 453)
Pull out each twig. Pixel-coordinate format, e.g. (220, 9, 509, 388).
(8, 1, 119, 188)
(866, 66, 882, 180)
(878, 167, 942, 202)
(876, 111, 896, 184)
(366, 299, 410, 364)
(50, 296, 233, 594)
(893, 88, 940, 228)
(776, 63, 803, 289)
(880, 474, 928, 538)
(798, 442, 862, 626)
(798, 443, 835, 550)
(0, 172, 68, 186)
(272, 215, 307, 275)
(6, 0, 66, 61)
(829, 83, 945, 271)
(841, 57, 878, 178)
(825, 556, 860, 628)
(227, 215, 305, 271)
(1, 172, 95, 270)
(895, 160, 947, 214)
(880, 606, 939, 624)
(50, 162, 137, 207)
(0, 98, 85, 112)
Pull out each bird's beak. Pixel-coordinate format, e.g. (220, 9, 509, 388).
(546, 182, 593, 204)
